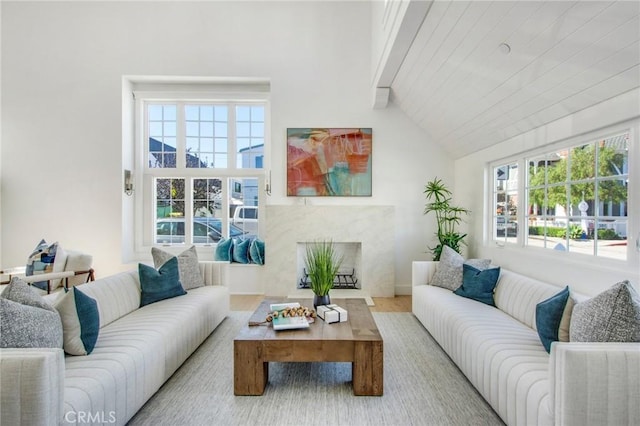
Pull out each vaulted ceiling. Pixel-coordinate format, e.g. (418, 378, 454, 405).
(388, 0, 640, 159)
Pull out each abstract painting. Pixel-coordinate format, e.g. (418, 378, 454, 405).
(287, 128, 372, 196)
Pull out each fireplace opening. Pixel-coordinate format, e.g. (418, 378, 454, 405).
(296, 242, 361, 290)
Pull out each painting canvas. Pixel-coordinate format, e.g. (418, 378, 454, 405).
(287, 128, 372, 196)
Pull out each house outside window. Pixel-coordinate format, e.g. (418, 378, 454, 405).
(490, 130, 632, 262)
(137, 95, 267, 248)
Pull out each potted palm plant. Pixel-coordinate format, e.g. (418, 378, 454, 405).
(305, 240, 343, 308)
(423, 177, 470, 261)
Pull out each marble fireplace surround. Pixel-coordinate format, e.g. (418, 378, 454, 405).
(265, 205, 395, 299)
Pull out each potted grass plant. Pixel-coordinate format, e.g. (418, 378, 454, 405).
(423, 177, 470, 261)
(305, 240, 343, 308)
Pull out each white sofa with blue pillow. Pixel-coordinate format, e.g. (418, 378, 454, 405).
(0, 260, 229, 426)
(412, 260, 640, 426)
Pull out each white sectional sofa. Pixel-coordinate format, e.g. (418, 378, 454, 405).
(0, 261, 229, 426)
(412, 261, 640, 426)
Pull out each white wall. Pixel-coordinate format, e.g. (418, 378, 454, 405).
(0, 2, 3, 267)
(454, 89, 640, 296)
(1, 1, 451, 292)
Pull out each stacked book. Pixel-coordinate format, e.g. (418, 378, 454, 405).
(270, 302, 311, 331)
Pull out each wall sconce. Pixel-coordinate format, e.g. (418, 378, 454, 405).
(124, 170, 134, 196)
(265, 170, 272, 196)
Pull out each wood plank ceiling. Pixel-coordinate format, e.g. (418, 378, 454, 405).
(391, 0, 640, 159)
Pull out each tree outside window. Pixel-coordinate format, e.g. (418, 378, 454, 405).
(526, 133, 628, 259)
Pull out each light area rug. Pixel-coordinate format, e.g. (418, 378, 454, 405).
(128, 312, 504, 426)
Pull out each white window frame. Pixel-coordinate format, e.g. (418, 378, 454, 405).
(132, 89, 269, 256)
(486, 120, 639, 271)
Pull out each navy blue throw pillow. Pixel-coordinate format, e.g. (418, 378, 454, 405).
(536, 286, 570, 353)
(454, 264, 501, 306)
(138, 257, 186, 307)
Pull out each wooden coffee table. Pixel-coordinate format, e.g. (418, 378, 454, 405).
(234, 298, 383, 396)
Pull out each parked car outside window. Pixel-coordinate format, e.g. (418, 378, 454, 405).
(231, 206, 258, 234)
(156, 218, 246, 244)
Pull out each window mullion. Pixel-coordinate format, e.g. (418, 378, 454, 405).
(221, 178, 230, 238)
(176, 102, 186, 170)
(185, 178, 194, 244)
(228, 103, 237, 170)
(517, 158, 526, 246)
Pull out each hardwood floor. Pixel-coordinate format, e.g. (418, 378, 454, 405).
(230, 295, 411, 313)
(230, 295, 263, 312)
(370, 295, 411, 312)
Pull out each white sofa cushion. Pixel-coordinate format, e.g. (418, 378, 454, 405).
(495, 269, 572, 331)
(75, 271, 141, 329)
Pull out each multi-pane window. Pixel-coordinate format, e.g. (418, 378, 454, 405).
(143, 100, 266, 247)
(526, 133, 629, 260)
(491, 131, 631, 261)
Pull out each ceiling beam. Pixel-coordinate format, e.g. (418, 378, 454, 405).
(371, 0, 432, 108)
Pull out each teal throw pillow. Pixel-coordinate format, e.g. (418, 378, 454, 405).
(249, 238, 265, 265)
(232, 238, 251, 264)
(535, 286, 570, 353)
(214, 238, 233, 262)
(139, 257, 186, 307)
(53, 287, 100, 355)
(454, 264, 501, 306)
